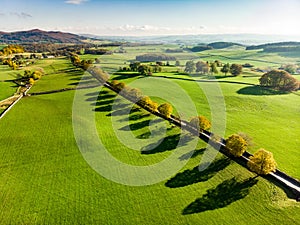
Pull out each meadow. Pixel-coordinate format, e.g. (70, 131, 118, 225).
(0, 45, 299, 224)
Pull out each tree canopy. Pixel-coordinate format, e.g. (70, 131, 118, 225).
(190, 116, 211, 131)
(158, 103, 173, 118)
(230, 64, 243, 76)
(225, 134, 248, 157)
(259, 70, 299, 92)
(247, 149, 277, 175)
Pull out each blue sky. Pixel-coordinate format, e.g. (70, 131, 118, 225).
(0, 0, 300, 36)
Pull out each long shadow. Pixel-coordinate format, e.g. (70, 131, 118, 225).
(182, 177, 258, 215)
(136, 131, 152, 139)
(107, 105, 139, 117)
(92, 99, 115, 107)
(141, 134, 193, 154)
(94, 105, 112, 112)
(179, 148, 206, 161)
(237, 86, 288, 96)
(120, 119, 153, 131)
(165, 157, 231, 188)
(140, 75, 255, 86)
(113, 73, 141, 80)
(85, 90, 109, 97)
(128, 113, 151, 121)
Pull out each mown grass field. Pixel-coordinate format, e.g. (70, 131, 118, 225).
(0, 46, 299, 224)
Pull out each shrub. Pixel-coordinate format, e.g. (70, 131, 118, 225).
(225, 134, 248, 157)
(190, 116, 211, 131)
(247, 149, 277, 175)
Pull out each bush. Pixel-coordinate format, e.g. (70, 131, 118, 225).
(247, 149, 277, 175)
(158, 103, 173, 118)
(190, 116, 211, 131)
(259, 70, 299, 92)
(225, 134, 248, 157)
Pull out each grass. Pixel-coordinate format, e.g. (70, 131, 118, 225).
(0, 65, 19, 101)
(0, 47, 299, 224)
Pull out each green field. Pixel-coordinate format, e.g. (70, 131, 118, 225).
(0, 46, 299, 224)
(0, 66, 19, 101)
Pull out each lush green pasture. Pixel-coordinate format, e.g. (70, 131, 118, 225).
(0, 47, 299, 224)
(0, 65, 19, 101)
(29, 58, 84, 93)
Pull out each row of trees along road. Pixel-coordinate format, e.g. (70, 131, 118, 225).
(184, 60, 243, 76)
(69, 54, 278, 176)
(225, 134, 277, 175)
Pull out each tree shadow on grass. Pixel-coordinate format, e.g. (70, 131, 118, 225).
(141, 134, 193, 154)
(128, 113, 151, 121)
(92, 99, 115, 107)
(179, 148, 206, 161)
(120, 119, 161, 131)
(165, 157, 231, 188)
(237, 86, 288, 96)
(136, 131, 152, 139)
(113, 73, 141, 80)
(107, 106, 139, 117)
(182, 177, 258, 215)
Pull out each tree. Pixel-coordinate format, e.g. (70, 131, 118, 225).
(210, 62, 219, 75)
(139, 96, 152, 106)
(281, 64, 297, 74)
(32, 70, 42, 80)
(111, 80, 126, 92)
(184, 61, 195, 73)
(225, 134, 248, 157)
(28, 78, 35, 85)
(230, 64, 243, 76)
(158, 103, 173, 118)
(214, 60, 222, 67)
(152, 64, 162, 73)
(125, 87, 143, 100)
(148, 101, 159, 112)
(175, 60, 181, 67)
(247, 149, 277, 175)
(221, 63, 230, 76)
(196, 61, 209, 74)
(137, 64, 152, 75)
(129, 62, 141, 71)
(259, 70, 299, 92)
(190, 115, 211, 131)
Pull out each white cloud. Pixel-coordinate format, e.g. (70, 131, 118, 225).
(65, 0, 88, 5)
(53, 24, 210, 36)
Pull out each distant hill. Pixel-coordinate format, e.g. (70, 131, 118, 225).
(207, 42, 244, 49)
(246, 41, 300, 53)
(246, 41, 300, 50)
(0, 29, 88, 44)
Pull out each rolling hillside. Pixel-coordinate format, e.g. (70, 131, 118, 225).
(0, 29, 88, 44)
